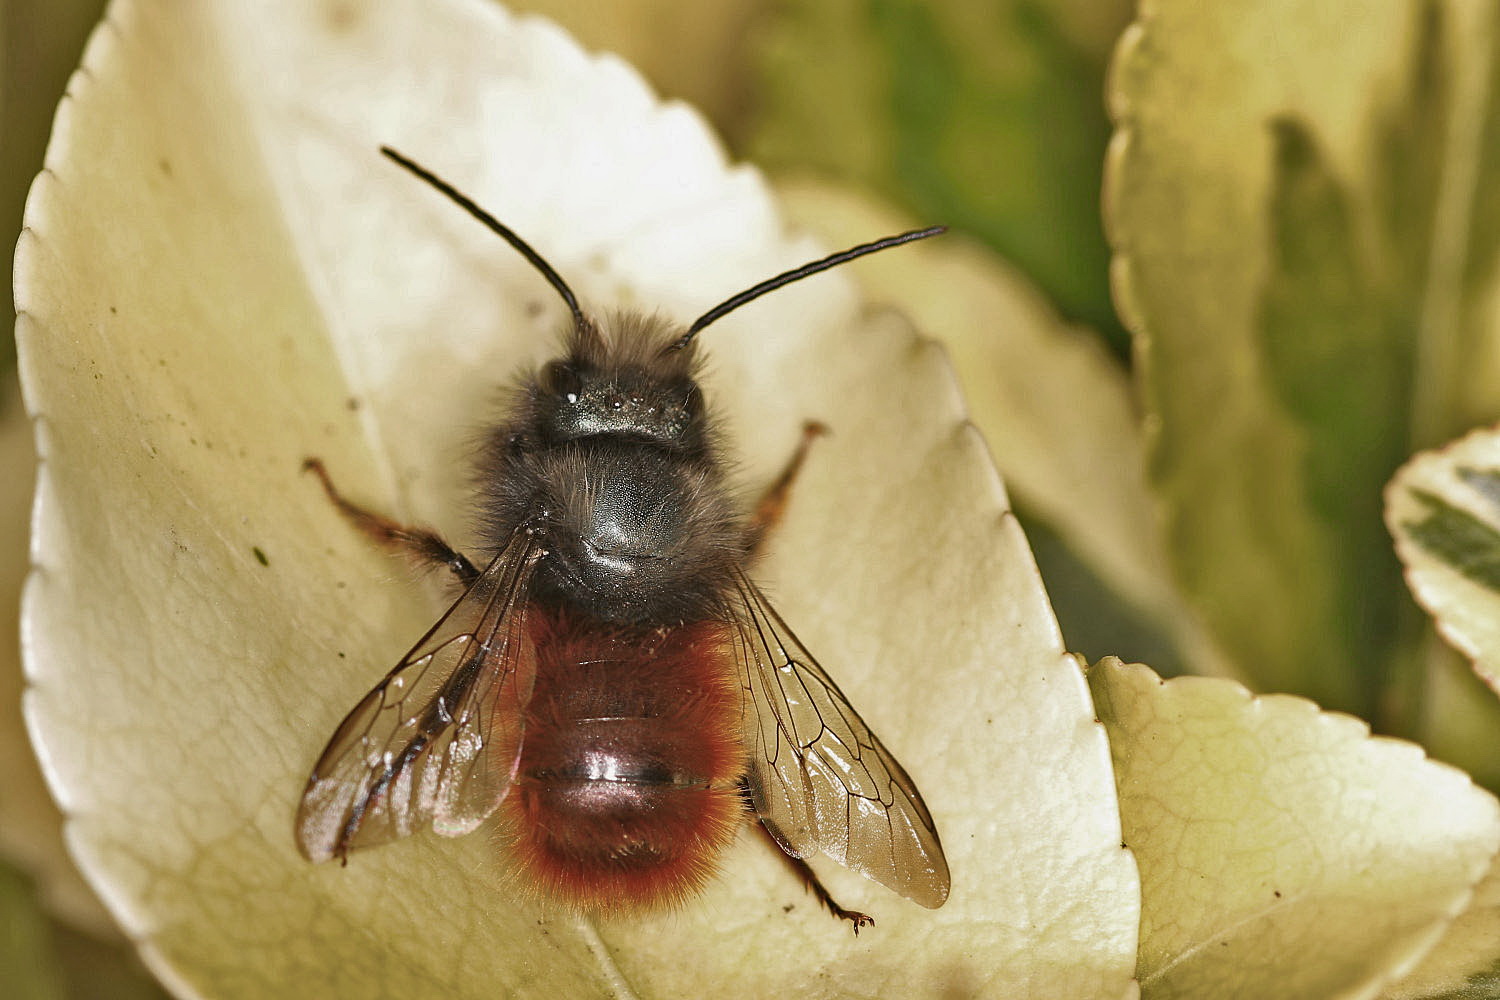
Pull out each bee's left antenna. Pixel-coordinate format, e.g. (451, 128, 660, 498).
(380, 146, 586, 331)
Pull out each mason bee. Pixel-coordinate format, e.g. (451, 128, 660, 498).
(295, 147, 949, 930)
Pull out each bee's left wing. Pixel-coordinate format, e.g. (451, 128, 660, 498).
(731, 571, 950, 908)
(295, 528, 546, 863)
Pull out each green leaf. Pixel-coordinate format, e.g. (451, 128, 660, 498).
(13, 1, 1135, 996)
(1404, 485, 1500, 591)
(1106, 0, 1500, 726)
(751, 0, 1131, 352)
(1255, 112, 1419, 715)
(1387, 425, 1500, 700)
(1090, 658, 1500, 1000)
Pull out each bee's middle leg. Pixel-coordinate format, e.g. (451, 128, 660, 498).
(745, 421, 828, 559)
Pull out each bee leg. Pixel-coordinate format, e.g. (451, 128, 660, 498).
(302, 458, 480, 587)
(745, 420, 829, 558)
(751, 819, 874, 933)
(739, 782, 873, 933)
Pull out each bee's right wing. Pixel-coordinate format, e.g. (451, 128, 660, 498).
(731, 572, 950, 909)
(295, 528, 547, 863)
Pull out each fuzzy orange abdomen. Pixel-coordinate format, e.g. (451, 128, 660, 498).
(505, 612, 745, 911)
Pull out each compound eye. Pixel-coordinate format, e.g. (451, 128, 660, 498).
(542, 360, 582, 401)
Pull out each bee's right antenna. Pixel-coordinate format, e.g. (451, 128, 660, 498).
(668, 225, 947, 352)
(380, 146, 587, 332)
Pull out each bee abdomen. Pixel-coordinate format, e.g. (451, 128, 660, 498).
(505, 613, 744, 912)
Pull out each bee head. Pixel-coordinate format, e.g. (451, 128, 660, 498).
(531, 316, 707, 453)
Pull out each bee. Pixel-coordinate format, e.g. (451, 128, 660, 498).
(295, 146, 950, 930)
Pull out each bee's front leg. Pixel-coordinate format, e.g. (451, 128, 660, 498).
(302, 458, 479, 587)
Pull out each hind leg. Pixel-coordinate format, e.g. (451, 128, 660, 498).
(739, 781, 873, 933)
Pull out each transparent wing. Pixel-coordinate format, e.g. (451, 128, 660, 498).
(295, 529, 546, 863)
(732, 572, 950, 908)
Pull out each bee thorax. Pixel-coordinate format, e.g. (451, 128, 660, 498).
(486, 441, 743, 625)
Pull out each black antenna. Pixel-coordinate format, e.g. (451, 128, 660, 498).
(667, 225, 947, 352)
(380, 146, 586, 331)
